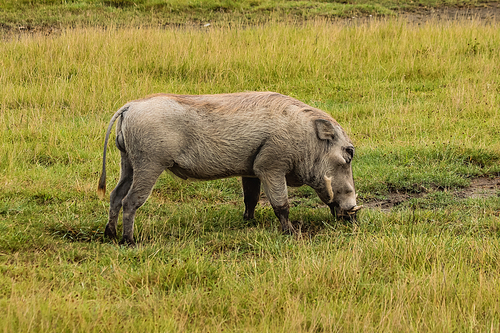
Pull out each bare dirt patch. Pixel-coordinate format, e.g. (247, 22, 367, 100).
(401, 2, 500, 24)
(363, 176, 500, 212)
(259, 177, 500, 213)
(456, 176, 500, 199)
(334, 2, 500, 26)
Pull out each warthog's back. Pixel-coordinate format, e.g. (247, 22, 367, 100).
(120, 92, 328, 180)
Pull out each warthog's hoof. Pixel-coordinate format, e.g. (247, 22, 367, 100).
(281, 222, 300, 235)
(119, 237, 136, 247)
(243, 212, 255, 220)
(104, 224, 117, 239)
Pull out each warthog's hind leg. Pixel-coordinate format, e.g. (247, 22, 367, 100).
(105, 152, 133, 240)
(242, 177, 261, 220)
(120, 163, 164, 246)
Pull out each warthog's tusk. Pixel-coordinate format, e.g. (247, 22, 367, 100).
(346, 205, 363, 215)
(324, 175, 334, 203)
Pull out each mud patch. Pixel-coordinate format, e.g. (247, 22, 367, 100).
(401, 3, 500, 25)
(363, 176, 500, 212)
(338, 2, 500, 25)
(456, 176, 500, 199)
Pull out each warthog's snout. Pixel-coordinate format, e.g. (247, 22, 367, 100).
(347, 205, 363, 214)
(329, 204, 363, 221)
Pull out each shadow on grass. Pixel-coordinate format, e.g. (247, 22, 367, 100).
(46, 208, 355, 246)
(290, 217, 356, 238)
(47, 222, 106, 243)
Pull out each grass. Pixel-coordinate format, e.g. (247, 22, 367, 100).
(1, 15, 500, 332)
(0, 0, 493, 30)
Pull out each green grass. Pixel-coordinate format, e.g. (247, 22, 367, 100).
(0, 0, 491, 30)
(1, 17, 500, 331)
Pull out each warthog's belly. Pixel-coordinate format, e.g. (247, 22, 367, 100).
(168, 163, 255, 181)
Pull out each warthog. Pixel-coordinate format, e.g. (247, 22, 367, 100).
(98, 92, 361, 245)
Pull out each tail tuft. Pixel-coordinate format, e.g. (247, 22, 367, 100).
(97, 172, 106, 200)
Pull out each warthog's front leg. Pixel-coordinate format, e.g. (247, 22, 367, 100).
(242, 177, 261, 220)
(257, 173, 295, 234)
(271, 202, 293, 234)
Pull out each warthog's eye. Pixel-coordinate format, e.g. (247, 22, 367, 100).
(344, 146, 354, 163)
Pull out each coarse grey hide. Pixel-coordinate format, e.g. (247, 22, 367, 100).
(98, 92, 362, 245)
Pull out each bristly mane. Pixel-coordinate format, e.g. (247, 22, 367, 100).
(138, 92, 317, 115)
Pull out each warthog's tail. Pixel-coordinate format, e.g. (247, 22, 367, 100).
(97, 105, 129, 200)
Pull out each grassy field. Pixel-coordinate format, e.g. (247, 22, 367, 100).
(1, 14, 500, 332)
(0, 0, 494, 30)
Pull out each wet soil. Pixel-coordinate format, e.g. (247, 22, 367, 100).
(400, 2, 500, 24)
(338, 2, 500, 25)
(363, 176, 500, 212)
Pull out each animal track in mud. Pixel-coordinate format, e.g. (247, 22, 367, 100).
(362, 176, 500, 212)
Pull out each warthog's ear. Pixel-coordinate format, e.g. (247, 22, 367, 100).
(315, 119, 336, 141)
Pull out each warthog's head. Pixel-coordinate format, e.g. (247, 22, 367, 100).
(312, 119, 362, 220)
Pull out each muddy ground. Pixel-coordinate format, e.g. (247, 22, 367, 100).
(364, 176, 500, 212)
(339, 2, 500, 24)
(401, 2, 500, 24)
